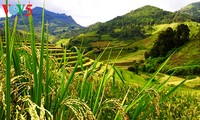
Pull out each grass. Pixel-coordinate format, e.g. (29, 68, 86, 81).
(1, 1, 200, 119)
(151, 22, 200, 36)
(56, 38, 70, 47)
(185, 77, 200, 88)
(114, 67, 146, 85)
(167, 39, 200, 67)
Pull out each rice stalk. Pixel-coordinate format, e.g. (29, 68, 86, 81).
(63, 98, 95, 120)
(5, 0, 11, 119)
(37, 1, 46, 107)
(92, 49, 112, 115)
(28, 11, 38, 103)
(125, 54, 173, 113)
(22, 98, 53, 120)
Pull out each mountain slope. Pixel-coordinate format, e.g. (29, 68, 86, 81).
(124, 5, 190, 25)
(178, 2, 200, 22)
(68, 5, 193, 47)
(0, 7, 82, 35)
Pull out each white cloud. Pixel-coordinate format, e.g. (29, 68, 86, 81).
(0, 8, 5, 17)
(0, 0, 200, 26)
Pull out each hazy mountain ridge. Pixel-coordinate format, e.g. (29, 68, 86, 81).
(0, 7, 83, 35)
(29, 7, 78, 25)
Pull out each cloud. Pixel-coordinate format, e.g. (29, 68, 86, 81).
(0, 0, 200, 26)
(0, 8, 5, 17)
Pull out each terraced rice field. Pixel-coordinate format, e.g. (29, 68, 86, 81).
(1, 39, 150, 85)
(1, 40, 112, 75)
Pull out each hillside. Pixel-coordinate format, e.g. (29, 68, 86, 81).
(109, 21, 199, 67)
(68, 5, 193, 48)
(124, 5, 190, 25)
(0, 7, 82, 35)
(65, 4, 200, 67)
(63, 4, 200, 75)
(178, 2, 200, 22)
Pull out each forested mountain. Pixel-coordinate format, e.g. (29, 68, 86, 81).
(0, 7, 82, 35)
(122, 5, 190, 25)
(178, 2, 200, 22)
(68, 5, 192, 40)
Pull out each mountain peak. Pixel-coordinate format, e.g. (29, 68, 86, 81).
(32, 7, 69, 16)
(130, 5, 164, 13)
(123, 5, 176, 25)
(127, 5, 172, 17)
(138, 5, 162, 9)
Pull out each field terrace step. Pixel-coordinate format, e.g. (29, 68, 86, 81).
(114, 66, 128, 70)
(44, 49, 66, 54)
(64, 57, 90, 67)
(12, 40, 52, 44)
(96, 64, 114, 78)
(54, 56, 79, 62)
(32, 43, 56, 47)
(1, 40, 111, 75)
(81, 59, 95, 69)
(45, 52, 78, 58)
(112, 61, 133, 70)
(36, 46, 63, 49)
(2, 42, 56, 47)
(71, 60, 104, 73)
(66, 59, 95, 72)
(93, 62, 103, 72)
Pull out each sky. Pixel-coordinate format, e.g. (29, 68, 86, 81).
(0, 0, 200, 26)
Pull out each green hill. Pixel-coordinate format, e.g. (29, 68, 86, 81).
(68, 5, 192, 48)
(66, 4, 200, 75)
(113, 21, 199, 67)
(178, 2, 200, 22)
(124, 5, 190, 25)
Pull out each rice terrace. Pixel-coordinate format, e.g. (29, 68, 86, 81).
(0, 0, 200, 119)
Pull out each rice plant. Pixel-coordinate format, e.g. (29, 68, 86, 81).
(1, 0, 199, 120)
(5, 0, 11, 119)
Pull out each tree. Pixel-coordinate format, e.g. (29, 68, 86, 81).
(174, 24, 190, 47)
(144, 52, 150, 59)
(150, 27, 175, 57)
(150, 24, 190, 58)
